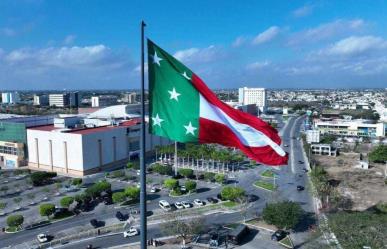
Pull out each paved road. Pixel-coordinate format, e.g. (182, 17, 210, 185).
(1, 115, 315, 249)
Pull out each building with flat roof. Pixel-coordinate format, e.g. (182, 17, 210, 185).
(238, 87, 267, 113)
(1, 92, 20, 104)
(91, 95, 117, 107)
(49, 94, 69, 107)
(33, 94, 49, 106)
(314, 119, 385, 138)
(27, 117, 170, 177)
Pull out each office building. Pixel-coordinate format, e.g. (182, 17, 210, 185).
(1, 92, 20, 104)
(238, 87, 267, 113)
(33, 95, 49, 106)
(122, 93, 137, 104)
(91, 96, 117, 107)
(69, 92, 80, 107)
(314, 119, 385, 138)
(49, 94, 69, 107)
(306, 130, 320, 144)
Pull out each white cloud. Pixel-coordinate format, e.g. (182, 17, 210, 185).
(252, 26, 280, 45)
(63, 34, 76, 45)
(246, 61, 271, 70)
(173, 45, 222, 63)
(324, 36, 387, 56)
(0, 27, 17, 37)
(232, 36, 246, 47)
(288, 19, 366, 45)
(292, 4, 314, 18)
(4, 45, 125, 68)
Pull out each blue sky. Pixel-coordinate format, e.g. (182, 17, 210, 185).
(1, 0, 387, 90)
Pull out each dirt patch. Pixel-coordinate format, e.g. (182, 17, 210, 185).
(315, 153, 387, 211)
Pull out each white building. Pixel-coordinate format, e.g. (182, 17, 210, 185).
(1, 92, 20, 104)
(33, 95, 49, 106)
(238, 87, 267, 113)
(91, 96, 117, 107)
(306, 130, 320, 144)
(314, 119, 385, 138)
(49, 94, 69, 107)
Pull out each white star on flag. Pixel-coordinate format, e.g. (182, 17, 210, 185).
(182, 71, 191, 80)
(184, 122, 197, 135)
(151, 51, 163, 66)
(152, 113, 164, 127)
(168, 87, 181, 101)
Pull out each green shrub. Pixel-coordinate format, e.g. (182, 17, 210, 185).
(164, 178, 179, 190)
(71, 178, 82, 186)
(178, 168, 194, 178)
(214, 174, 226, 184)
(125, 186, 140, 200)
(152, 163, 173, 176)
(6, 214, 24, 228)
(112, 170, 125, 178)
(30, 171, 57, 186)
(262, 201, 303, 230)
(368, 145, 387, 163)
(60, 196, 74, 208)
(112, 192, 127, 203)
(203, 172, 215, 182)
(85, 180, 111, 198)
(39, 203, 56, 218)
(220, 186, 245, 202)
(185, 180, 197, 192)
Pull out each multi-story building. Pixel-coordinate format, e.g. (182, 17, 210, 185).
(314, 119, 385, 138)
(69, 92, 80, 107)
(306, 130, 320, 143)
(27, 117, 169, 176)
(49, 94, 69, 107)
(1, 92, 20, 104)
(33, 95, 49, 106)
(122, 93, 137, 104)
(91, 96, 117, 107)
(238, 87, 267, 113)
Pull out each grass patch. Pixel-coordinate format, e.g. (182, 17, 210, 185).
(222, 201, 238, 208)
(170, 189, 184, 197)
(5, 226, 21, 233)
(254, 180, 277, 191)
(261, 170, 275, 178)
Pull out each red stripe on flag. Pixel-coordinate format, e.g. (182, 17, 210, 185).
(191, 74, 281, 145)
(199, 118, 288, 165)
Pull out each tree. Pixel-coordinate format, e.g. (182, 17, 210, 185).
(6, 215, 24, 228)
(30, 171, 57, 186)
(60, 196, 74, 208)
(184, 180, 197, 192)
(164, 178, 179, 190)
(39, 203, 56, 218)
(178, 168, 194, 178)
(220, 186, 245, 202)
(203, 172, 215, 182)
(214, 174, 226, 184)
(125, 186, 140, 200)
(0, 202, 7, 210)
(160, 212, 204, 246)
(368, 145, 387, 163)
(262, 201, 303, 230)
(127, 161, 140, 170)
(85, 180, 111, 199)
(112, 191, 127, 203)
(152, 163, 173, 176)
(71, 178, 82, 186)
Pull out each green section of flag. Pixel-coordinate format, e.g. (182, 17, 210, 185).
(147, 40, 199, 142)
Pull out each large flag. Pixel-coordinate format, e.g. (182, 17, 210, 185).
(147, 40, 288, 165)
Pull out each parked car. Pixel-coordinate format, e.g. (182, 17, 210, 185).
(123, 227, 139, 237)
(116, 211, 126, 221)
(298, 160, 304, 164)
(302, 168, 309, 172)
(271, 230, 288, 241)
(297, 185, 305, 191)
(180, 185, 186, 192)
(284, 144, 289, 147)
(174, 202, 184, 209)
(150, 186, 158, 193)
(247, 194, 259, 202)
(206, 197, 218, 204)
(159, 200, 171, 211)
(37, 233, 49, 243)
(193, 199, 204, 206)
(181, 201, 191, 208)
(136, 170, 140, 176)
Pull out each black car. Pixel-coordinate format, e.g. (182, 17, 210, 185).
(247, 194, 259, 203)
(271, 230, 288, 241)
(116, 211, 126, 221)
(298, 160, 304, 164)
(90, 219, 99, 228)
(216, 193, 224, 201)
(297, 185, 305, 191)
(302, 168, 309, 172)
(207, 197, 218, 204)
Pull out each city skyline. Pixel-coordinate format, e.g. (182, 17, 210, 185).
(1, 0, 387, 90)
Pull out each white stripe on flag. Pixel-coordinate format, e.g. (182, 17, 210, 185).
(199, 95, 286, 157)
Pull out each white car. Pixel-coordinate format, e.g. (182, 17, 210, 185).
(180, 186, 186, 192)
(123, 227, 139, 237)
(150, 186, 157, 193)
(0, 212, 6, 216)
(13, 206, 22, 211)
(159, 200, 172, 211)
(136, 170, 141, 175)
(37, 233, 48, 243)
(175, 202, 184, 209)
(193, 199, 204, 206)
(181, 201, 191, 208)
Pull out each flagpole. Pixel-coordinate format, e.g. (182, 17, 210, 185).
(140, 20, 147, 249)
